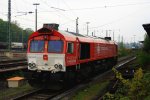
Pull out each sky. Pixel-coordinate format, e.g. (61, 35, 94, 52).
(0, 0, 150, 43)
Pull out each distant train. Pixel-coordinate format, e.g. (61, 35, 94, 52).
(11, 42, 24, 49)
(26, 23, 118, 87)
(0, 42, 27, 50)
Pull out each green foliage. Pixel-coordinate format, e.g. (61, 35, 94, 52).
(106, 33, 150, 100)
(72, 81, 109, 100)
(143, 34, 150, 53)
(144, 95, 150, 100)
(23, 28, 33, 43)
(0, 83, 33, 99)
(0, 19, 8, 42)
(0, 18, 33, 43)
(103, 92, 115, 100)
(137, 34, 150, 68)
(104, 68, 150, 100)
(137, 51, 150, 68)
(118, 42, 131, 57)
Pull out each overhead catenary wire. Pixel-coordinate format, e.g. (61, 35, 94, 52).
(89, 7, 144, 29)
(35, 1, 150, 12)
(61, 0, 78, 17)
(13, 0, 18, 12)
(12, 16, 44, 24)
(33, 1, 150, 31)
(1, 0, 150, 34)
(40, 0, 75, 22)
(64, 1, 150, 11)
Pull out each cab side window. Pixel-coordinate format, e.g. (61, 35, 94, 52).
(67, 42, 74, 54)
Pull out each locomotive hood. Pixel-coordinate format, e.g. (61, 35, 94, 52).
(29, 27, 116, 45)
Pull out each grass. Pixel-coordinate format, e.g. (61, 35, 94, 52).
(72, 81, 109, 100)
(0, 83, 34, 99)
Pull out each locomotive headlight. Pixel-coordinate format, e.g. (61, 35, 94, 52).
(54, 64, 63, 70)
(28, 63, 36, 69)
(32, 63, 36, 68)
(28, 63, 32, 67)
(54, 64, 58, 69)
(58, 64, 63, 70)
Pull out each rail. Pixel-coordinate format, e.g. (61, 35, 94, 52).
(0, 59, 27, 73)
(12, 88, 69, 100)
(51, 56, 136, 100)
(9, 56, 136, 100)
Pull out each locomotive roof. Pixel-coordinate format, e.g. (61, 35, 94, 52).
(59, 30, 115, 44)
(29, 28, 115, 44)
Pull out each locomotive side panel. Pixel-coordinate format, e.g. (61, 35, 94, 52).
(91, 40, 117, 63)
(65, 41, 78, 66)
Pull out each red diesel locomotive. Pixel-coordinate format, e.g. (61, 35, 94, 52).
(26, 24, 118, 87)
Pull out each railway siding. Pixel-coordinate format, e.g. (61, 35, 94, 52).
(0, 55, 135, 100)
(0, 52, 26, 60)
(0, 58, 27, 73)
(50, 56, 136, 100)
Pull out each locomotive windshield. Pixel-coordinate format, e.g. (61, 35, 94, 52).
(48, 40, 63, 53)
(30, 40, 45, 52)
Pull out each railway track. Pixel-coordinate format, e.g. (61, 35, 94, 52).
(0, 55, 136, 100)
(97, 56, 137, 100)
(12, 56, 136, 100)
(51, 56, 136, 100)
(12, 88, 70, 100)
(0, 55, 134, 73)
(0, 59, 27, 73)
(0, 58, 26, 63)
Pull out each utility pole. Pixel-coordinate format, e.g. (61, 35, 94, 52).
(76, 17, 79, 34)
(113, 30, 114, 41)
(122, 36, 123, 43)
(108, 30, 111, 37)
(94, 30, 95, 36)
(22, 30, 23, 51)
(118, 34, 120, 43)
(8, 0, 11, 51)
(106, 30, 108, 37)
(66, 28, 68, 32)
(133, 35, 136, 43)
(86, 22, 90, 36)
(133, 35, 136, 47)
(33, 3, 40, 31)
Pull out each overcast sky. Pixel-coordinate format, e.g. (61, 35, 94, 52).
(0, 0, 150, 43)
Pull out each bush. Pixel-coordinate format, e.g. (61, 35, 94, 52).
(143, 35, 150, 53)
(118, 42, 132, 57)
(137, 51, 150, 68)
(106, 68, 150, 100)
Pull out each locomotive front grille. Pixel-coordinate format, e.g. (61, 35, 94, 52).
(27, 53, 66, 72)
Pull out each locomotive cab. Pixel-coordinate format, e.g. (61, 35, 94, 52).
(27, 27, 66, 73)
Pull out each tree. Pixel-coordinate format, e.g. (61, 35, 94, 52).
(143, 34, 150, 53)
(0, 18, 33, 43)
(23, 28, 33, 43)
(0, 19, 8, 42)
(118, 42, 128, 57)
(109, 68, 150, 100)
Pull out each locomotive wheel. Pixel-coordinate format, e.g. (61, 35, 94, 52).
(64, 70, 76, 86)
(76, 65, 92, 82)
(83, 65, 91, 78)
